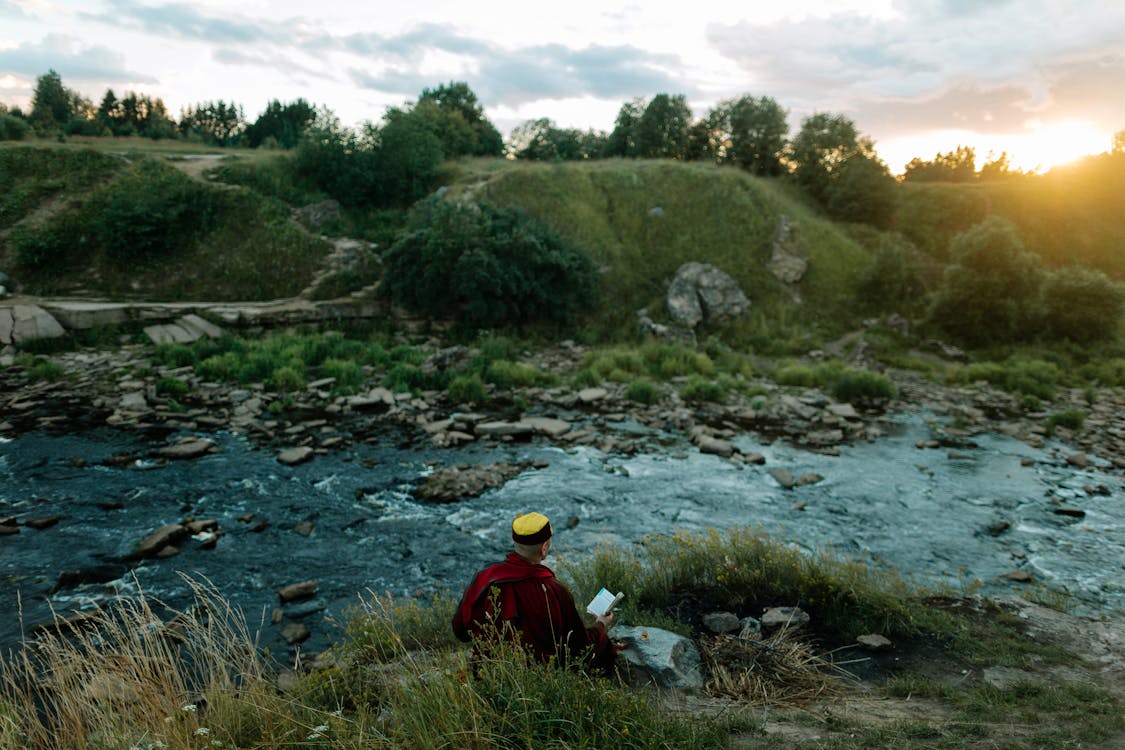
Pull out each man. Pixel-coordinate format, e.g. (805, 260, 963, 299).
(452, 511, 615, 674)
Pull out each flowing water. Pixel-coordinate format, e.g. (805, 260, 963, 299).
(1, 412, 1122, 656)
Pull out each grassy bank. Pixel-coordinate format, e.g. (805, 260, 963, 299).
(2, 529, 1119, 750)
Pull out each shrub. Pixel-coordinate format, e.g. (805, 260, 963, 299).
(155, 377, 188, 397)
(680, 375, 726, 402)
(571, 367, 601, 389)
(153, 343, 197, 368)
(446, 373, 487, 405)
(21, 356, 66, 381)
(1045, 409, 1085, 435)
(625, 378, 660, 404)
(959, 357, 1061, 400)
(856, 236, 928, 314)
(928, 217, 1045, 346)
(1041, 266, 1125, 344)
(319, 357, 365, 394)
(269, 365, 306, 392)
(90, 159, 216, 264)
(381, 199, 599, 329)
(484, 359, 554, 389)
(0, 113, 30, 141)
(773, 363, 817, 387)
(831, 369, 897, 402)
(384, 363, 427, 392)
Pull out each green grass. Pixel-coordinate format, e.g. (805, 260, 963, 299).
(773, 359, 897, 403)
(477, 159, 875, 339)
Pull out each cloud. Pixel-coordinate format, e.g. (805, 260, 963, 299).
(0, 0, 29, 19)
(347, 26, 687, 108)
(705, 1, 1125, 141)
(0, 33, 156, 83)
(81, 0, 282, 45)
(211, 46, 329, 83)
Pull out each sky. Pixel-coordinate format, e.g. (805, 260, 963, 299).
(2, 0, 1124, 173)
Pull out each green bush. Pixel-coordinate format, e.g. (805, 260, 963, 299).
(155, 377, 188, 397)
(832, 369, 897, 402)
(484, 359, 554, 389)
(929, 217, 1045, 346)
(1041, 266, 1125, 344)
(269, 365, 306, 392)
(20, 356, 66, 381)
(1045, 409, 1085, 435)
(446, 373, 488, 405)
(384, 363, 426, 392)
(382, 199, 599, 329)
(680, 375, 726, 402)
(625, 378, 660, 404)
(91, 159, 216, 264)
(319, 357, 365, 394)
(0, 113, 30, 141)
(571, 367, 601, 389)
(856, 236, 928, 314)
(959, 357, 1061, 400)
(153, 343, 197, 368)
(773, 363, 817, 387)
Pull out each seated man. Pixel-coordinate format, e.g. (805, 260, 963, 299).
(452, 511, 615, 674)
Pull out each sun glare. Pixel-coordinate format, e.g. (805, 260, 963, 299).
(1007, 119, 1109, 173)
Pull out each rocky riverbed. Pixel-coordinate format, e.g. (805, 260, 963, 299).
(1, 337, 1123, 663)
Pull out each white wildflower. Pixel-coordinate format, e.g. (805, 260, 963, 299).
(181, 703, 197, 713)
(194, 727, 209, 736)
(313, 724, 329, 733)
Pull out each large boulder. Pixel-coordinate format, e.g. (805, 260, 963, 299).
(1, 305, 65, 345)
(766, 215, 808, 284)
(666, 263, 749, 328)
(611, 625, 704, 689)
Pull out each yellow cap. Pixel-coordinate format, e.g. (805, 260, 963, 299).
(512, 512, 552, 544)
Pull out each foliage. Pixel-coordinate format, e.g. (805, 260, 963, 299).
(633, 93, 693, 159)
(956, 356, 1062, 400)
(382, 199, 599, 329)
(414, 81, 505, 158)
(902, 145, 978, 183)
(680, 375, 727, 402)
(605, 98, 645, 157)
(708, 95, 789, 175)
(96, 89, 177, 139)
(625, 378, 661, 404)
(788, 112, 861, 205)
(483, 359, 555, 389)
(243, 98, 317, 149)
(155, 376, 188, 397)
(855, 235, 929, 314)
(929, 217, 1045, 346)
(894, 182, 992, 259)
(824, 152, 897, 227)
(1041, 265, 1125, 344)
(509, 117, 607, 161)
(369, 107, 445, 205)
(29, 69, 90, 135)
(0, 112, 30, 141)
(178, 100, 245, 146)
(1045, 409, 1085, 435)
(773, 360, 896, 403)
(447, 373, 488, 404)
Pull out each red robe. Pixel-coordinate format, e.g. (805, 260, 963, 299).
(452, 552, 614, 673)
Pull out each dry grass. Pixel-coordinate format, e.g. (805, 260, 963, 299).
(700, 628, 854, 706)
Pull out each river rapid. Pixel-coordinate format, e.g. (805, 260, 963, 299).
(1, 412, 1122, 658)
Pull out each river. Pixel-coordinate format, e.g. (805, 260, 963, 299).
(1, 411, 1121, 657)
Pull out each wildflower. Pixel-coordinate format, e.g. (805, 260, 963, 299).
(164, 716, 174, 723)
(181, 704, 197, 713)
(194, 727, 209, 736)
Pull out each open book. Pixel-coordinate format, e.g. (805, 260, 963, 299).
(586, 587, 625, 617)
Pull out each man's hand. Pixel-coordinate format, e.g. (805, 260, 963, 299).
(594, 611, 614, 631)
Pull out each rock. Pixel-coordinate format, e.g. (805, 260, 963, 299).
(283, 598, 327, 619)
(769, 468, 795, 490)
(51, 563, 127, 593)
(422, 346, 473, 374)
(152, 439, 215, 460)
(610, 625, 704, 689)
(0, 525, 19, 536)
(277, 447, 315, 466)
(761, 606, 810, 631)
(1053, 506, 1086, 519)
(855, 633, 893, 651)
(743, 452, 766, 465)
(739, 617, 762, 637)
(795, 472, 824, 487)
(293, 521, 315, 536)
(280, 622, 311, 645)
(697, 435, 735, 458)
(1005, 570, 1034, 583)
(277, 580, 319, 603)
(666, 262, 750, 328)
(415, 462, 533, 502)
(578, 387, 607, 403)
(826, 402, 860, 420)
(296, 199, 342, 228)
(987, 520, 1011, 536)
(25, 515, 62, 530)
(156, 545, 180, 558)
(131, 524, 189, 558)
(474, 421, 534, 438)
(7, 305, 65, 344)
(522, 416, 572, 438)
(702, 611, 742, 634)
(1065, 452, 1089, 469)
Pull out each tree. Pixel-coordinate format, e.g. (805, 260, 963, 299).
(1113, 130, 1125, 154)
(902, 146, 976, 182)
(978, 152, 1019, 181)
(1042, 266, 1125, 344)
(415, 82, 503, 157)
(824, 152, 897, 227)
(30, 69, 76, 134)
(928, 217, 1045, 345)
(244, 99, 318, 148)
(788, 112, 862, 204)
(711, 95, 788, 175)
(633, 93, 692, 159)
(370, 108, 445, 205)
(605, 98, 645, 157)
(382, 200, 598, 329)
(508, 118, 605, 161)
(180, 101, 245, 146)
